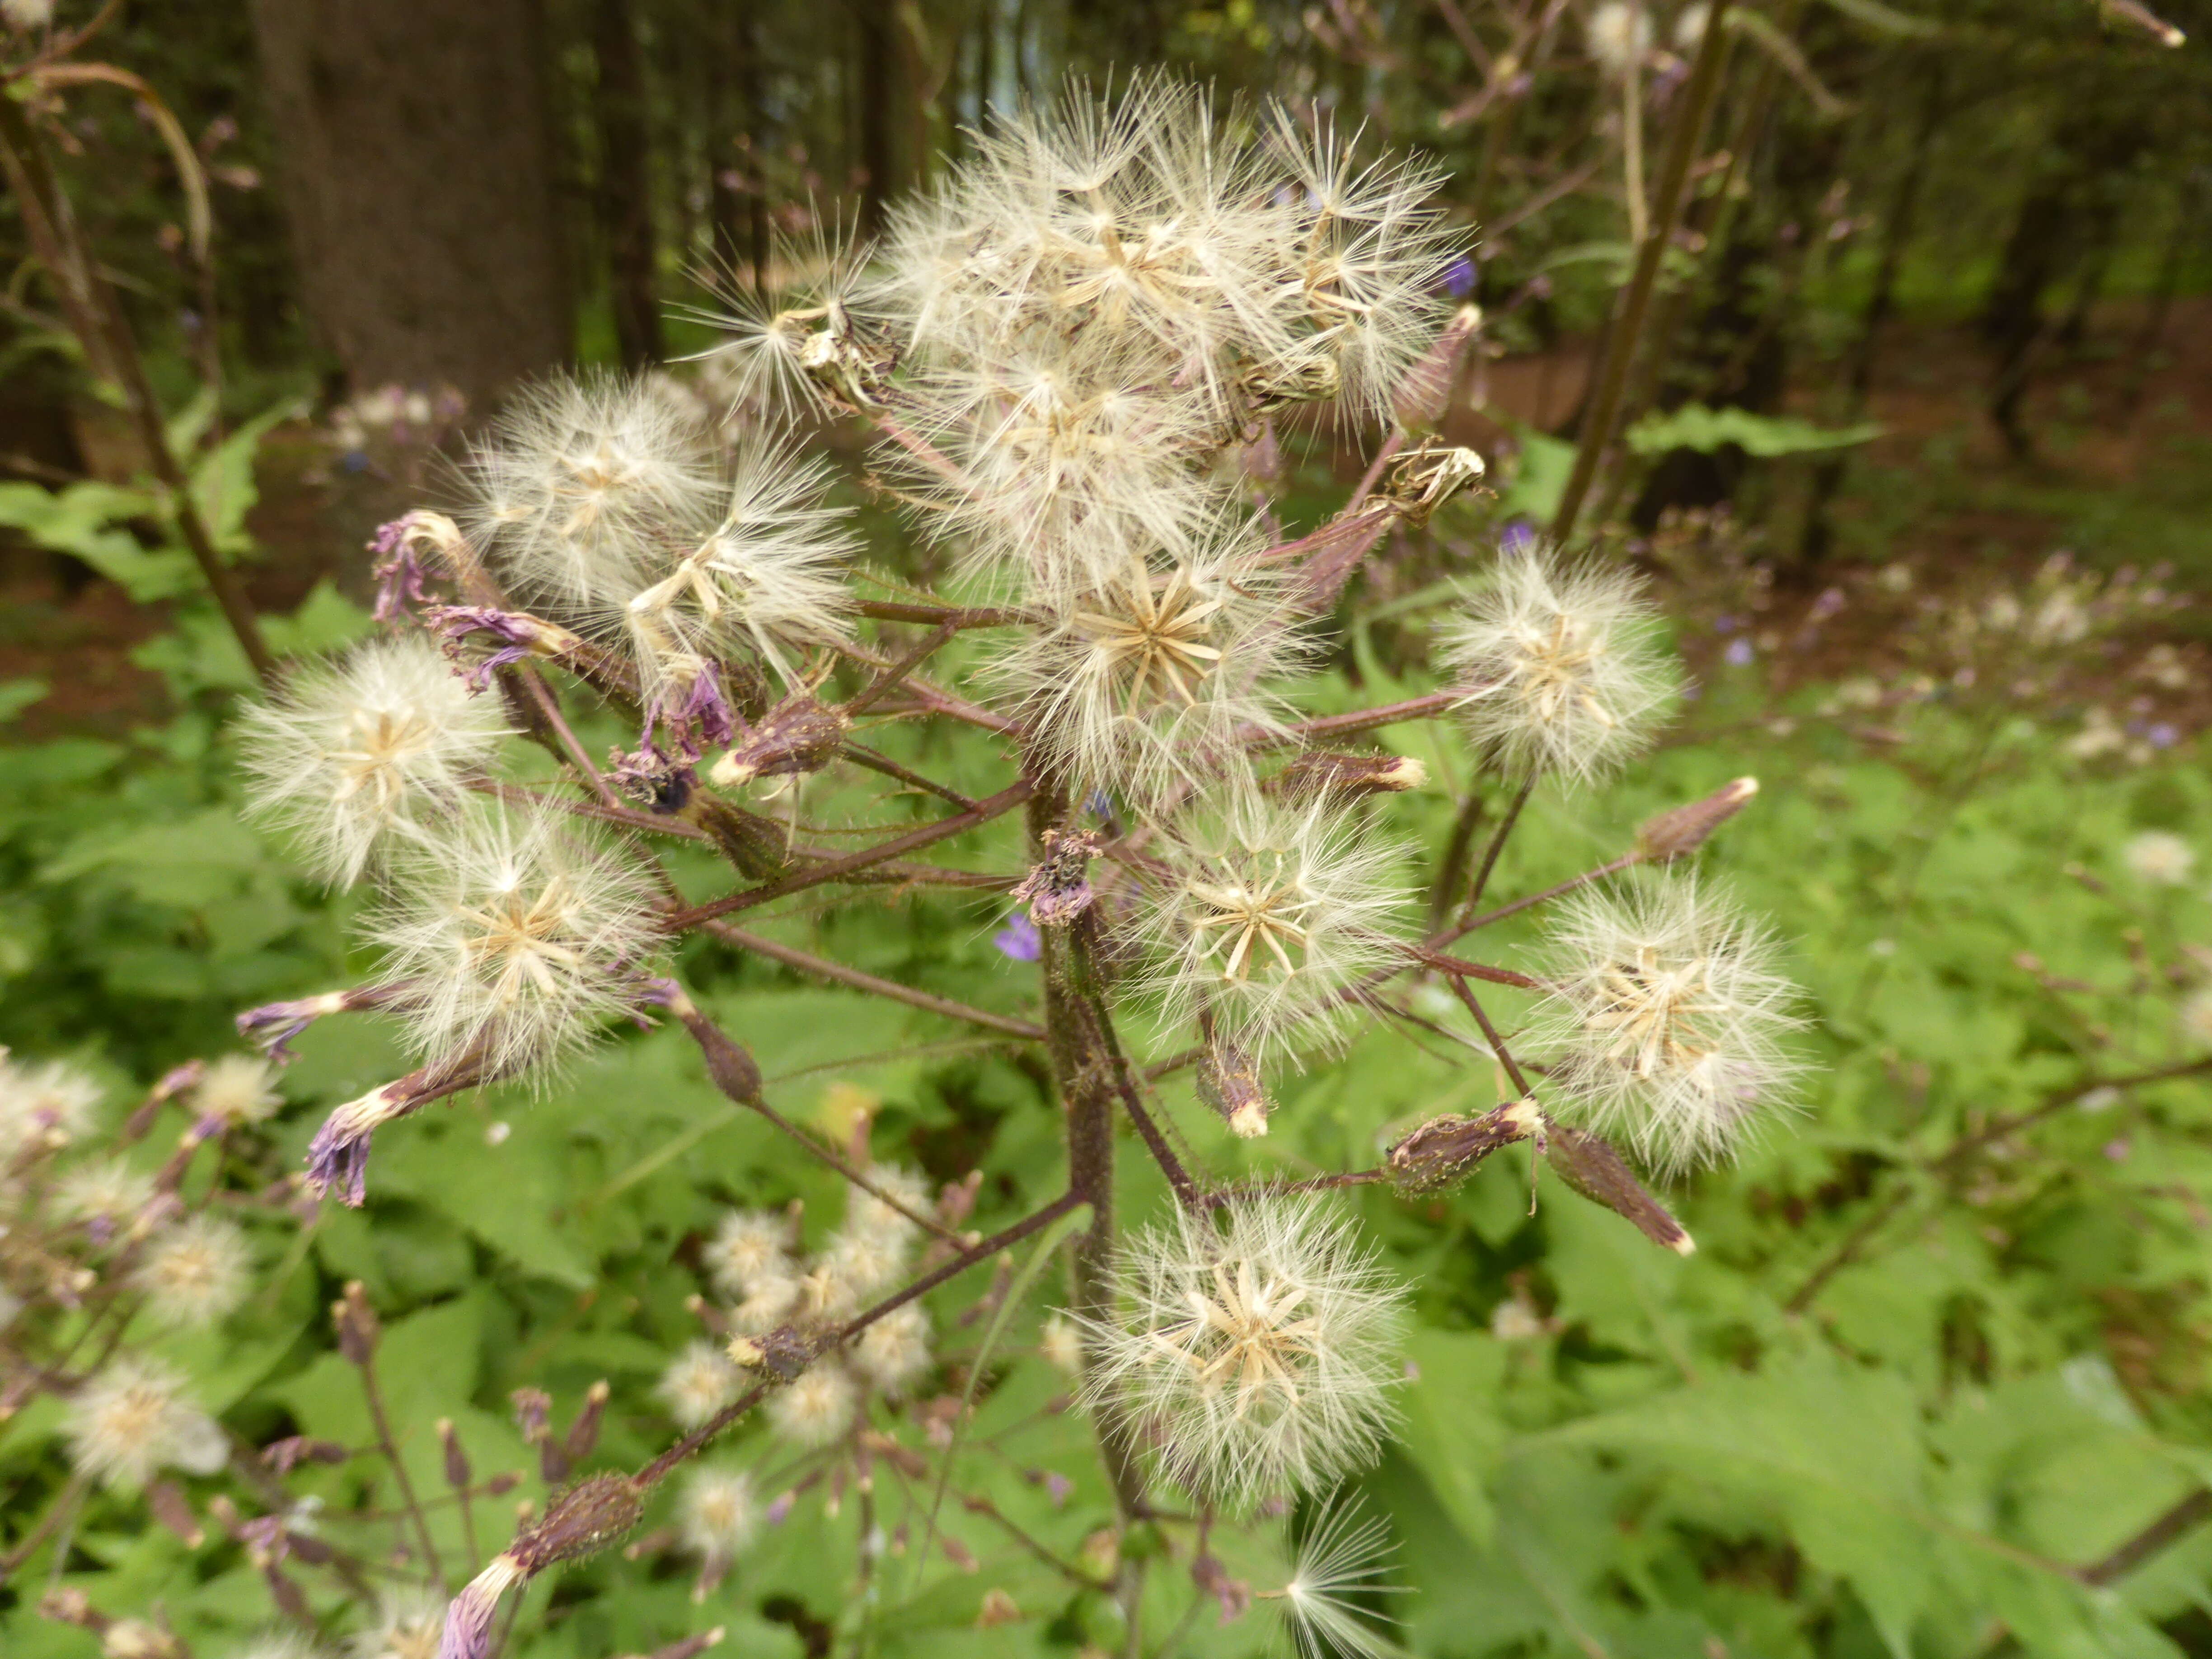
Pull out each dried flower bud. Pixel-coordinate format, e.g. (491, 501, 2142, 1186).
(1196, 1038, 1269, 1139)
(1190, 1549, 1253, 1622)
(564, 1380, 612, 1461)
(709, 695, 850, 789)
(726, 1324, 815, 1381)
(145, 1480, 203, 1548)
(797, 322, 895, 412)
(539, 1439, 572, 1485)
(1386, 1098, 1541, 1195)
(1636, 776, 1758, 860)
(439, 1418, 472, 1488)
(262, 1436, 348, 1474)
(511, 1388, 553, 1443)
(1012, 829, 1101, 926)
(438, 1555, 524, 1659)
(333, 1281, 380, 1365)
(305, 1054, 492, 1207)
(976, 1588, 1023, 1628)
(511, 1473, 647, 1574)
(1240, 351, 1343, 417)
(643, 980, 766, 1106)
(683, 794, 795, 880)
(1379, 442, 1486, 527)
(1274, 751, 1427, 802)
(1540, 1117, 1695, 1254)
(1393, 303, 1483, 432)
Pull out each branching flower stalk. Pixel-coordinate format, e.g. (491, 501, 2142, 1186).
(0, 76, 1832, 1659)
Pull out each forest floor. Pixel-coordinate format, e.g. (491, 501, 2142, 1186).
(2, 298, 2208, 741)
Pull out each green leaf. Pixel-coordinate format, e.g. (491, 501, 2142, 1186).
(1626, 403, 1883, 458)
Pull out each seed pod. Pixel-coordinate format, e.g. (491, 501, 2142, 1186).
(726, 1324, 815, 1381)
(1386, 1098, 1541, 1195)
(1196, 1038, 1269, 1139)
(333, 1281, 380, 1365)
(1541, 1117, 1696, 1254)
(1636, 776, 1758, 860)
(439, 1418, 472, 1488)
(1274, 750, 1428, 802)
(709, 694, 851, 789)
(510, 1388, 553, 1444)
(511, 1473, 648, 1574)
(564, 1380, 612, 1461)
(683, 795, 794, 880)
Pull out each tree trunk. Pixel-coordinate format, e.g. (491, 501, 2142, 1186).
(853, 0, 898, 238)
(248, 0, 571, 411)
(595, 0, 663, 369)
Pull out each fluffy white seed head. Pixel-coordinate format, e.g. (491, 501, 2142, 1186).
(0, 1057, 101, 1158)
(600, 439, 859, 699)
(1275, 1499, 1402, 1659)
(134, 1214, 253, 1329)
(1588, 1, 1655, 76)
(1531, 873, 1804, 1175)
(1440, 546, 1678, 783)
(1040, 1313, 1084, 1374)
(348, 1590, 444, 1659)
(2179, 988, 2212, 1052)
(844, 1165, 932, 1244)
(703, 1208, 797, 1300)
(57, 1158, 157, 1233)
(765, 1362, 858, 1448)
(1134, 791, 1411, 1070)
(1076, 1198, 1405, 1508)
(66, 1356, 228, 1489)
(196, 1054, 283, 1127)
(849, 1303, 933, 1395)
(677, 1465, 762, 1563)
(2123, 830, 2195, 886)
(730, 1273, 803, 1335)
(816, 1226, 910, 1311)
(467, 373, 721, 614)
(366, 803, 662, 1079)
(237, 636, 508, 886)
(656, 1340, 745, 1430)
(994, 530, 1308, 801)
(698, 217, 885, 420)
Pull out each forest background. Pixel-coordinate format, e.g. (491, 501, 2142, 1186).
(4, 1, 2212, 1657)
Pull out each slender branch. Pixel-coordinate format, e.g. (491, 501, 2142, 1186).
(358, 1362, 446, 1590)
(840, 743, 978, 810)
(664, 777, 1036, 929)
(1549, 0, 1734, 543)
(1444, 975, 1537, 1097)
(1412, 947, 1544, 991)
(1345, 429, 1409, 514)
(1431, 788, 1489, 926)
(1456, 851, 1641, 935)
(1462, 778, 1533, 915)
(1251, 691, 1460, 749)
(844, 620, 961, 718)
(854, 599, 1023, 627)
(478, 782, 710, 842)
(697, 919, 1045, 1041)
(2079, 1489, 2212, 1587)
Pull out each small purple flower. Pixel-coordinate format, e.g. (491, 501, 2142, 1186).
(430, 606, 538, 688)
(1498, 520, 1538, 558)
(305, 1116, 373, 1208)
(994, 913, 1042, 963)
(1712, 614, 1737, 634)
(2149, 723, 2179, 750)
(1724, 638, 1755, 667)
(1443, 255, 1479, 299)
(370, 518, 434, 623)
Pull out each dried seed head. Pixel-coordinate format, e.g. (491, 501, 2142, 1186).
(1135, 791, 1411, 1071)
(366, 803, 662, 1080)
(0, 1057, 102, 1157)
(677, 1466, 761, 1564)
(1076, 1198, 1405, 1508)
(1440, 546, 1678, 784)
(134, 1214, 253, 1329)
(2123, 830, 2195, 886)
(1040, 1314, 1084, 1374)
(57, 1159, 158, 1239)
(703, 1208, 797, 1300)
(66, 1357, 228, 1490)
(192, 1055, 283, 1128)
(1587, 0, 1654, 76)
(1196, 1037, 1269, 1139)
(237, 635, 510, 886)
(1272, 751, 1427, 804)
(349, 1589, 445, 1659)
(1531, 873, 1804, 1176)
(848, 1303, 934, 1395)
(765, 1363, 858, 1448)
(1377, 442, 1486, 527)
(656, 1341, 745, 1431)
(707, 695, 850, 790)
(1384, 1098, 1541, 1195)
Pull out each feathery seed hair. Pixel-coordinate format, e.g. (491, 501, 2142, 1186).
(1075, 1197, 1405, 1507)
(2122, 830, 2195, 886)
(656, 1340, 745, 1431)
(703, 1208, 797, 1301)
(66, 1356, 228, 1489)
(1439, 544, 1678, 784)
(1530, 872, 1804, 1176)
(677, 1465, 762, 1564)
(1274, 1497, 1404, 1659)
(1133, 789, 1411, 1071)
(364, 802, 663, 1080)
(237, 634, 510, 885)
(348, 1590, 445, 1659)
(134, 1213, 253, 1329)
(848, 1302, 933, 1395)
(765, 1362, 858, 1448)
(0, 1056, 101, 1157)
(194, 1054, 284, 1127)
